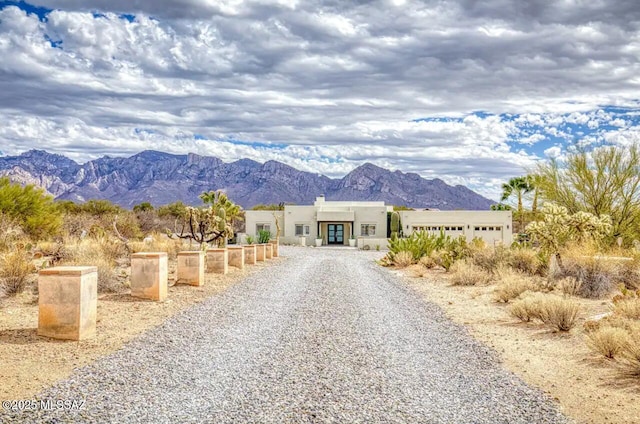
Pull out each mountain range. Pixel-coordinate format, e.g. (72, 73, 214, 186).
(0, 150, 495, 210)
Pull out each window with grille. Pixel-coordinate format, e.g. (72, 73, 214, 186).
(361, 224, 376, 236)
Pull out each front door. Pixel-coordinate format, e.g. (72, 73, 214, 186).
(328, 224, 344, 245)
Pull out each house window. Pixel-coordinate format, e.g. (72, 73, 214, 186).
(256, 223, 271, 234)
(295, 224, 310, 236)
(361, 224, 376, 236)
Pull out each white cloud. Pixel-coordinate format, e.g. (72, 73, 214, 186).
(1, 1, 640, 200)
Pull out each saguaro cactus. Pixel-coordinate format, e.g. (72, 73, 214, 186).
(391, 211, 400, 241)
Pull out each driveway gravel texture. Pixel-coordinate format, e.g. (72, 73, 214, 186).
(2, 246, 571, 423)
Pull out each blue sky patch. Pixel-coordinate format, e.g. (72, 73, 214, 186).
(0, 0, 51, 20)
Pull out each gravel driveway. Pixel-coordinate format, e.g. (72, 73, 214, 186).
(3, 246, 570, 423)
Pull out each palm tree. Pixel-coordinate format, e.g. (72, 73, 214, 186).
(501, 176, 531, 230)
(490, 203, 512, 211)
(525, 174, 541, 214)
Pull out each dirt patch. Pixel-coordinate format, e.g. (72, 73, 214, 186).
(0, 258, 281, 401)
(395, 265, 639, 424)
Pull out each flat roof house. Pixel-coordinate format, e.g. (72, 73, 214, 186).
(244, 196, 512, 249)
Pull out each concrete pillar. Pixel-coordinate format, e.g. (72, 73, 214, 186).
(243, 245, 257, 265)
(265, 243, 273, 259)
(131, 252, 168, 301)
(38, 266, 98, 341)
(176, 251, 205, 286)
(256, 244, 266, 262)
(206, 248, 228, 274)
(227, 246, 245, 269)
(269, 239, 279, 257)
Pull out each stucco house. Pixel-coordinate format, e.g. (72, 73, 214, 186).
(244, 196, 512, 248)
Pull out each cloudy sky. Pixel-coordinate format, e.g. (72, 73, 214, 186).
(1, 0, 639, 200)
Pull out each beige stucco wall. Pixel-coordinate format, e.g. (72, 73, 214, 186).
(399, 210, 513, 245)
(244, 210, 284, 240)
(282, 205, 317, 245)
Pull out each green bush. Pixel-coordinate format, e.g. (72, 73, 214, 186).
(0, 177, 62, 240)
(258, 230, 271, 244)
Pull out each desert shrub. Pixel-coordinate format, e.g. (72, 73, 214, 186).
(509, 248, 545, 276)
(393, 251, 413, 268)
(509, 293, 545, 322)
(0, 249, 36, 296)
(510, 292, 580, 330)
(61, 212, 98, 238)
(79, 199, 122, 215)
(537, 295, 581, 331)
(135, 210, 162, 233)
(585, 326, 629, 359)
(61, 238, 124, 293)
(0, 213, 26, 252)
(560, 255, 618, 299)
(613, 297, 640, 320)
(418, 254, 437, 269)
(558, 276, 582, 296)
(494, 269, 537, 303)
(616, 258, 640, 290)
(0, 177, 62, 240)
(113, 212, 143, 240)
(129, 233, 183, 261)
(472, 246, 511, 274)
(618, 327, 640, 377)
(449, 259, 492, 286)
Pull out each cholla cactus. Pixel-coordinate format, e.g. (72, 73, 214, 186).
(526, 202, 612, 257)
(173, 205, 233, 248)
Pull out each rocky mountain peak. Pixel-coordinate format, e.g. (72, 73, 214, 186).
(0, 150, 495, 210)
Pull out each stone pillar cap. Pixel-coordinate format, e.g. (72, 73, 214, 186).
(131, 252, 168, 258)
(40, 266, 98, 276)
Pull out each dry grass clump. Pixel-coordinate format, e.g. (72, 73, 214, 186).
(60, 237, 125, 293)
(493, 268, 538, 303)
(449, 259, 492, 286)
(0, 249, 36, 296)
(471, 247, 510, 274)
(558, 276, 582, 296)
(393, 251, 414, 268)
(509, 292, 580, 331)
(0, 213, 25, 252)
(418, 254, 437, 269)
(617, 257, 640, 290)
(618, 327, 640, 377)
(129, 234, 183, 261)
(585, 326, 629, 359)
(613, 297, 640, 320)
(509, 248, 545, 276)
(509, 292, 545, 322)
(538, 295, 581, 331)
